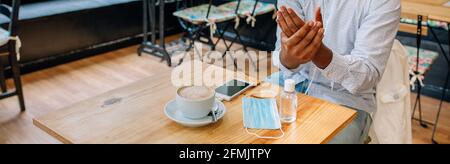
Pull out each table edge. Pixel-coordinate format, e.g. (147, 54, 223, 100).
(33, 118, 74, 144)
(320, 110, 357, 144)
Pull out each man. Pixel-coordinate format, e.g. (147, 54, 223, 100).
(271, 0, 400, 143)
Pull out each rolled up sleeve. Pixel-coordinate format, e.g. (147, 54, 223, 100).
(318, 0, 400, 94)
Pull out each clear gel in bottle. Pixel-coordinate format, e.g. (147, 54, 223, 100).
(279, 79, 298, 123)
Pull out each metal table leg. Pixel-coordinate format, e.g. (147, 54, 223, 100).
(159, 0, 171, 66)
(0, 57, 7, 93)
(138, 0, 171, 67)
(138, 0, 148, 56)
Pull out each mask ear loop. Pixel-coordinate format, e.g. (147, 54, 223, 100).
(305, 67, 318, 95)
(245, 127, 285, 139)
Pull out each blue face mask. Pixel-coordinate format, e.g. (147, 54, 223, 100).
(242, 98, 284, 139)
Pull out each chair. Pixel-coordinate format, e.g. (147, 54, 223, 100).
(370, 40, 412, 144)
(399, 13, 430, 128)
(0, 0, 25, 111)
(400, 12, 450, 144)
(218, 0, 277, 70)
(220, 0, 276, 28)
(173, 0, 238, 66)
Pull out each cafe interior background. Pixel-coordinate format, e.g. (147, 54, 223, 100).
(0, 0, 448, 144)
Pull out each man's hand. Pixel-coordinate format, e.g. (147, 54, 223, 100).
(277, 6, 305, 37)
(277, 6, 323, 37)
(279, 21, 325, 68)
(315, 7, 323, 26)
(276, 6, 328, 69)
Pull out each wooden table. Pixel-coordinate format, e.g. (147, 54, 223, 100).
(400, 0, 450, 35)
(33, 60, 356, 144)
(403, 0, 448, 7)
(402, 0, 450, 22)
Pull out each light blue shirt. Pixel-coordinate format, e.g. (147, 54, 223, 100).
(272, 0, 401, 113)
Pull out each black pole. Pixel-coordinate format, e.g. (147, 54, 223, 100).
(412, 15, 428, 128)
(150, 0, 156, 44)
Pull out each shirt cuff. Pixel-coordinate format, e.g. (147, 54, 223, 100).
(318, 51, 348, 81)
(274, 50, 302, 75)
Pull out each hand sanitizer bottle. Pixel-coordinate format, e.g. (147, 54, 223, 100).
(280, 79, 298, 123)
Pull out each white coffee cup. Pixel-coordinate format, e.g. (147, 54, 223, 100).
(176, 86, 216, 119)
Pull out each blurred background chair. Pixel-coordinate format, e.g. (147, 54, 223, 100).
(400, 11, 450, 144)
(174, 0, 237, 66)
(0, 0, 25, 111)
(174, 0, 275, 70)
(218, 0, 277, 70)
(371, 40, 412, 144)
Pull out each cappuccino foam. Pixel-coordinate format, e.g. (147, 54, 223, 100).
(178, 86, 213, 100)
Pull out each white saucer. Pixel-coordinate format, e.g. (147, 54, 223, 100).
(164, 99, 226, 128)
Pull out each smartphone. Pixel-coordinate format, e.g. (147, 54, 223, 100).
(215, 79, 254, 101)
